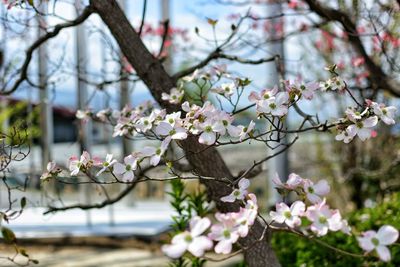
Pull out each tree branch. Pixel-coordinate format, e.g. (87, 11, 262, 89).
(0, 5, 94, 95)
(305, 0, 400, 97)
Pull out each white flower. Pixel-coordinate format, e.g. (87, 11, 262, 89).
(69, 151, 91, 176)
(303, 179, 330, 204)
(141, 139, 169, 166)
(198, 119, 225, 145)
(306, 199, 343, 236)
(221, 178, 250, 202)
(371, 102, 396, 125)
(257, 92, 289, 116)
(40, 161, 61, 180)
(347, 116, 378, 141)
(155, 121, 188, 140)
(212, 82, 235, 97)
(161, 87, 184, 104)
(270, 201, 305, 228)
(272, 173, 303, 190)
(237, 120, 255, 141)
(335, 127, 356, 143)
(162, 216, 213, 258)
(96, 154, 117, 176)
(208, 213, 240, 254)
(113, 155, 137, 182)
(357, 225, 399, 262)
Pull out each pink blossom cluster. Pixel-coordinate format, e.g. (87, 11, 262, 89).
(335, 100, 396, 143)
(271, 173, 348, 236)
(162, 178, 258, 258)
(271, 173, 399, 262)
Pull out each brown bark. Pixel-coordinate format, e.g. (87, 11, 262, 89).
(90, 0, 280, 266)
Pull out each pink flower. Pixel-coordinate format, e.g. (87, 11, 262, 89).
(40, 161, 61, 181)
(69, 151, 91, 176)
(273, 173, 303, 190)
(257, 92, 289, 116)
(303, 179, 330, 203)
(357, 225, 399, 262)
(208, 213, 240, 254)
(237, 121, 255, 141)
(233, 207, 257, 237)
(221, 178, 250, 202)
(306, 199, 343, 236)
(96, 154, 117, 176)
(113, 155, 137, 182)
(270, 201, 305, 228)
(371, 102, 396, 125)
(162, 216, 212, 258)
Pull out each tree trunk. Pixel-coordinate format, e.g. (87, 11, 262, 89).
(90, 1, 280, 266)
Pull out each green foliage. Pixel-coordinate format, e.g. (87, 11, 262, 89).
(272, 193, 400, 266)
(166, 179, 210, 267)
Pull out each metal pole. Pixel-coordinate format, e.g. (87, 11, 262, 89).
(37, 2, 53, 173)
(118, 0, 132, 159)
(101, 22, 115, 227)
(161, 0, 172, 73)
(75, 0, 92, 227)
(266, 1, 289, 206)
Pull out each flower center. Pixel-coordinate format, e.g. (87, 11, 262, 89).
(184, 234, 193, 243)
(103, 162, 109, 167)
(371, 237, 379, 246)
(300, 85, 306, 90)
(168, 118, 174, 124)
(223, 229, 231, 238)
(356, 121, 364, 129)
(269, 103, 276, 109)
(319, 216, 327, 224)
(156, 148, 162, 155)
(172, 95, 177, 99)
(222, 120, 228, 126)
(205, 126, 213, 133)
(263, 94, 270, 99)
(224, 87, 230, 92)
(382, 109, 387, 115)
(126, 164, 132, 171)
(144, 120, 149, 125)
(243, 127, 248, 132)
(308, 187, 314, 193)
(284, 211, 291, 219)
(233, 190, 240, 197)
(169, 129, 176, 136)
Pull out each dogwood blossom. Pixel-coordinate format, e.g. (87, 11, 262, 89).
(233, 207, 257, 237)
(370, 102, 397, 125)
(303, 179, 330, 203)
(208, 212, 240, 254)
(306, 199, 343, 236)
(96, 154, 117, 176)
(69, 151, 92, 176)
(357, 225, 399, 262)
(347, 116, 378, 141)
(270, 201, 305, 228)
(162, 216, 213, 258)
(212, 82, 235, 97)
(335, 127, 356, 143)
(40, 161, 61, 181)
(237, 120, 255, 141)
(155, 121, 188, 140)
(113, 155, 137, 182)
(221, 178, 250, 202)
(287, 79, 319, 100)
(141, 139, 170, 166)
(256, 92, 289, 116)
(273, 173, 303, 190)
(161, 87, 184, 104)
(197, 119, 224, 145)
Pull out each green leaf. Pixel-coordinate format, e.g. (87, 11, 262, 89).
(1, 226, 16, 244)
(20, 197, 27, 209)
